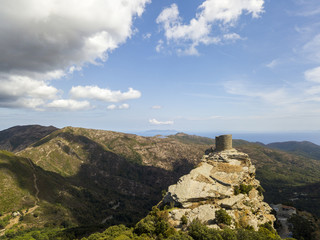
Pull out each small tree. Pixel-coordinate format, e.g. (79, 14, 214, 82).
(181, 215, 188, 225)
(215, 209, 232, 226)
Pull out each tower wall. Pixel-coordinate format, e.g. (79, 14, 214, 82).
(215, 134, 232, 151)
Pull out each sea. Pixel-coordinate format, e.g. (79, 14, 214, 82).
(135, 130, 320, 145)
(196, 132, 320, 145)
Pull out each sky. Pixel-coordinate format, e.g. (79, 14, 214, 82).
(1, 0, 320, 134)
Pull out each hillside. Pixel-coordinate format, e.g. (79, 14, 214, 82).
(0, 150, 77, 232)
(1, 125, 320, 237)
(3, 127, 213, 234)
(19, 127, 210, 175)
(233, 141, 320, 215)
(0, 125, 58, 152)
(267, 141, 320, 160)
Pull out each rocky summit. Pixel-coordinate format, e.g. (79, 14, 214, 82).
(161, 135, 275, 231)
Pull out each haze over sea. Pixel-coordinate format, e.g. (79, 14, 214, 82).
(136, 130, 320, 145)
(197, 132, 320, 145)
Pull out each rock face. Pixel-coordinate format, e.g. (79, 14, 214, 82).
(161, 145, 275, 230)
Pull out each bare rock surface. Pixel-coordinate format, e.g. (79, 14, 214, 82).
(162, 148, 275, 230)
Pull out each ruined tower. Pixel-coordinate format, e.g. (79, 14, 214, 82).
(215, 134, 232, 151)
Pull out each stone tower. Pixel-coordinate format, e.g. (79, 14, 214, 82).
(215, 134, 232, 151)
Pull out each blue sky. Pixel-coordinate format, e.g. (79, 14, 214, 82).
(1, 0, 320, 134)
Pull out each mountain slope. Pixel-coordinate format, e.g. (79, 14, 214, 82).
(18, 128, 320, 217)
(20, 127, 210, 175)
(234, 141, 320, 216)
(1, 126, 320, 236)
(0, 150, 77, 232)
(11, 127, 213, 230)
(0, 125, 57, 152)
(267, 141, 320, 160)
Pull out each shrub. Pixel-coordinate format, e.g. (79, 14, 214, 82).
(257, 186, 265, 196)
(221, 228, 237, 240)
(188, 219, 223, 240)
(181, 215, 188, 225)
(233, 186, 240, 195)
(215, 209, 232, 226)
(259, 222, 275, 234)
(239, 184, 253, 195)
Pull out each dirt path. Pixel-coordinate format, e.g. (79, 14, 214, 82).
(0, 159, 40, 236)
(27, 158, 40, 204)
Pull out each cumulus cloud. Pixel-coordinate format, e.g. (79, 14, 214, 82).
(0, 73, 59, 109)
(107, 103, 130, 110)
(70, 86, 141, 102)
(47, 99, 91, 111)
(149, 118, 174, 125)
(0, 0, 149, 109)
(156, 0, 264, 55)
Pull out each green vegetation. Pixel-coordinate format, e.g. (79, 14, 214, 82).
(239, 184, 253, 195)
(288, 214, 315, 240)
(267, 141, 320, 161)
(78, 211, 286, 240)
(168, 133, 214, 146)
(180, 215, 188, 225)
(1, 126, 320, 239)
(233, 186, 240, 195)
(233, 184, 253, 196)
(256, 186, 265, 196)
(236, 142, 320, 216)
(215, 209, 232, 226)
(0, 215, 11, 229)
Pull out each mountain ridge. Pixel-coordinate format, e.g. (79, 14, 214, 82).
(1, 125, 320, 237)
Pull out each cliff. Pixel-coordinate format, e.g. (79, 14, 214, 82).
(161, 145, 275, 230)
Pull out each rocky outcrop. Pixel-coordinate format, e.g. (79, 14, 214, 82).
(161, 147, 275, 230)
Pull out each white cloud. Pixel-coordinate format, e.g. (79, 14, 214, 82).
(0, 0, 149, 109)
(156, 40, 164, 53)
(149, 118, 174, 125)
(47, 99, 91, 111)
(119, 103, 130, 109)
(70, 86, 141, 102)
(156, 0, 264, 55)
(293, 0, 320, 17)
(305, 66, 320, 83)
(107, 103, 130, 110)
(224, 81, 289, 106)
(223, 33, 242, 41)
(304, 66, 320, 97)
(303, 34, 320, 62)
(107, 104, 117, 110)
(152, 105, 162, 109)
(0, 73, 59, 109)
(143, 33, 151, 39)
(305, 86, 320, 95)
(266, 59, 280, 68)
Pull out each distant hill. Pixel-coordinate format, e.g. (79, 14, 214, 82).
(267, 141, 320, 160)
(135, 129, 179, 137)
(0, 125, 58, 152)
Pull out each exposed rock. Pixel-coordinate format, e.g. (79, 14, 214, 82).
(161, 147, 275, 230)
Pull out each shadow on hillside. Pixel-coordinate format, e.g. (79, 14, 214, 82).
(1, 132, 195, 232)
